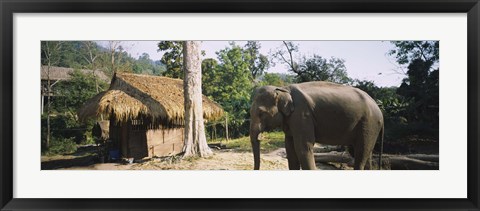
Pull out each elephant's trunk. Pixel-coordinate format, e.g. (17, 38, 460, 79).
(250, 128, 261, 170)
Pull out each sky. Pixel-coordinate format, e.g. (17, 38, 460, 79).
(104, 41, 406, 87)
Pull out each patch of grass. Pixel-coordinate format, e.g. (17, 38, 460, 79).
(215, 131, 285, 153)
(44, 137, 78, 156)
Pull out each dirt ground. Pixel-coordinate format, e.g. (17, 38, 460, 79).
(42, 142, 439, 170)
(41, 147, 341, 170)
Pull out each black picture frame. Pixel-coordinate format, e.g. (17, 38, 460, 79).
(1, 0, 479, 210)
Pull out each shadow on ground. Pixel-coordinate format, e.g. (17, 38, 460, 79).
(41, 154, 98, 170)
(41, 145, 99, 170)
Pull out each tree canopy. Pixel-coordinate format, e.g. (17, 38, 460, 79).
(295, 55, 350, 84)
(388, 41, 439, 65)
(206, 43, 254, 136)
(271, 41, 351, 84)
(244, 41, 270, 80)
(157, 41, 184, 79)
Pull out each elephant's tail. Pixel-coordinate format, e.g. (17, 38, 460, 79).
(378, 125, 384, 170)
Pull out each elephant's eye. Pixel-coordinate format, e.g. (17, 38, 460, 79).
(259, 111, 268, 118)
(258, 111, 265, 118)
(258, 107, 272, 119)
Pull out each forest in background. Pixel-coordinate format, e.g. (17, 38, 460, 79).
(41, 41, 439, 156)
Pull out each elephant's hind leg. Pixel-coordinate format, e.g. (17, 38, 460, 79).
(364, 154, 373, 170)
(352, 117, 379, 170)
(353, 134, 376, 170)
(353, 150, 367, 170)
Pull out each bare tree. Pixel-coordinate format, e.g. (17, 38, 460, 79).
(81, 41, 100, 93)
(107, 41, 121, 74)
(41, 41, 62, 149)
(271, 41, 300, 73)
(105, 41, 135, 74)
(81, 41, 106, 120)
(182, 41, 212, 157)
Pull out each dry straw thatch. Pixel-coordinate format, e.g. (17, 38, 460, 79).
(78, 73, 224, 127)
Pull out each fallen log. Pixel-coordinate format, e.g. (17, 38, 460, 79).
(313, 146, 343, 153)
(404, 154, 439, 163)
(370, 154, 439, 163)
(314, 152, 352, 164)
(314, 152, 439, 170)
(385, 156, 438, 170)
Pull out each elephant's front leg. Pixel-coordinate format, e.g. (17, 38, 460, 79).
(294, 140, 316, 170)
(289, 115, 317, 170)
(285, 135, 300, 170)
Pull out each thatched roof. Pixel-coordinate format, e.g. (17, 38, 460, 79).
(41, 66, 109, 82)
(78, 72, 224, 127)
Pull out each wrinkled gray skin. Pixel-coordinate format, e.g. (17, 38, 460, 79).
(250, 81, 384, 170)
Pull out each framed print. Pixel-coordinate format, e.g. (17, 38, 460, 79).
(1, 0, 479, 210)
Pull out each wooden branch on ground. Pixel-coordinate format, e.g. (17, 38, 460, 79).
(313, 152, 439, 170)
(384, 156, 438, 170)
(314, 152, 351, 164)
(404, 154, 439, 163)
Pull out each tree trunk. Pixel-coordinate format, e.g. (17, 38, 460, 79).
(182, 41, 212, 157)
(46, 65, 51, 149)
(41, 41, 62, 150)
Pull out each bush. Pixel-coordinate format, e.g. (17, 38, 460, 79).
(385, 121, 438, 142)
(41, 113, 96, 148)
(45, 137, 77, 155)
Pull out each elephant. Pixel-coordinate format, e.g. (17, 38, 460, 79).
(249, 81, 384, 170)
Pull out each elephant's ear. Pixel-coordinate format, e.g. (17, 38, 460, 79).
(275, 88, 294, 116)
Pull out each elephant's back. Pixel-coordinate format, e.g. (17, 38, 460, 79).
(290, 82, 383, 144)
(294, 82, 373, 106)
(294, 81, 363, 98)
(290, 81, 382, 119)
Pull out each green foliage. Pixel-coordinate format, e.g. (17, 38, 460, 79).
(157, 41, 184, 79)
(42, 41, 88, 68)
(258, 73, 295, 87)
(43, 70, 105, 153)
(260, 73, 286, 87)
(41, 41, 163, 78)
(201, 58, 220, 98)
(41, 114, 90, 148)
(385, 121, 437, 142)
(41, 41, 62, 66)
(244, 41, 270, 79)
(201, 43, 255, 137)
(115, 50, 137, 73)
(397, 59, 439, 125)
(295, 55, 351, 83)
(271, 42, 351, 84)
(132, 53, 165, 75)
(214, 44, 254, 137)
(45, 137, 78, 155)
(53, 69, 108, 113)
(354, 80, 399, 103)
(383, 40, 439, 148)
(389, 41, 439, 65)
(353, 79, 408, 124)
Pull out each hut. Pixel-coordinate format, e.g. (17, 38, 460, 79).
(41, 65, 109, 114)
(78, 72, 224, 160)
